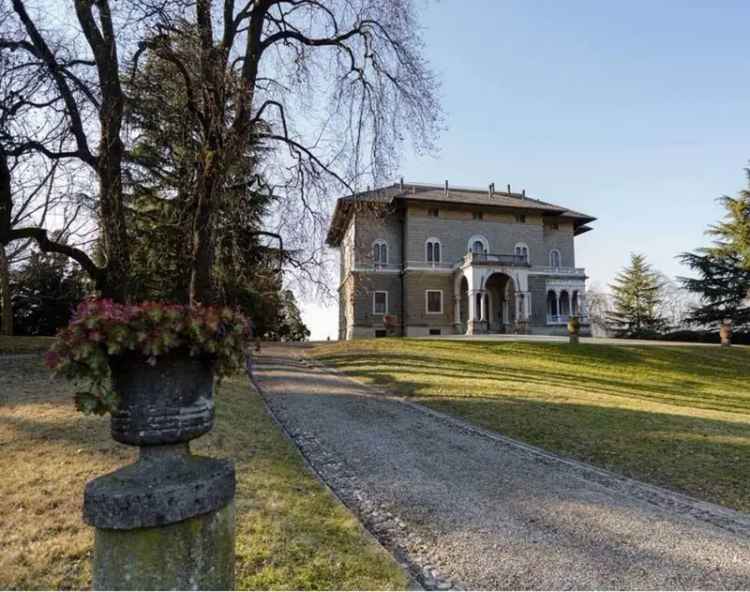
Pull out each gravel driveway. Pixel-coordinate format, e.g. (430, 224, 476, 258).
(250, 344, 750, 590)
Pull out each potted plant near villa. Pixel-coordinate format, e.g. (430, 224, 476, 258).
(720, 319, 733, 347)
(384, 314, 399, 337)
(568, 315, 581, 344)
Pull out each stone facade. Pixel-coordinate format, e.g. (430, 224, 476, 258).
(329, 183, 595, 339)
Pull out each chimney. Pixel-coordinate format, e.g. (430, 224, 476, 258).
(399, 177, 404, 191)
(488, 183, 495, 198)
(521, 189, 526, 199)
(444, 180, 449, 196)
(507, 184, 511, 194)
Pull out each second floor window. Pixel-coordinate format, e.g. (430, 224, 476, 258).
(473, 240, 485, 254)
(472, 212, 484, 220)
(515, 244, 529, 263)
(426, 239, 441, 263)
(428, 208, 439, 217)
(550, 249, 561, 268)
(373, 240, 388, 265)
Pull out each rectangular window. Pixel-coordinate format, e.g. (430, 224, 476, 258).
(472, 212, 484, 220)
(515, 214, 526, 223)
(426, 290, 443, 314)
(429, 328, 442, 336)
(428, 208, 439, 217)
(375, 329, 387, 338)
(373, 291, 388, 315)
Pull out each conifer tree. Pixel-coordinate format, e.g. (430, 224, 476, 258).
(607, 253, 667, 337)
(679, 169, 750, 329)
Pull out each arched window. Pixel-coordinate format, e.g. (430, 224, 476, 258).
(514, 242, 530, 264)
(468, 235, 488, 255)
(549, 249, 561, 268)
(425, 238, 441, 263)
(372, 240, 388, 266)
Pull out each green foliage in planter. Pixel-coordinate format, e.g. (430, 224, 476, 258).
(45, 299, 252, 415)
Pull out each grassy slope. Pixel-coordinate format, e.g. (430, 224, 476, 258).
(0, 354, 407, 590)
(311, 339, 750, 512)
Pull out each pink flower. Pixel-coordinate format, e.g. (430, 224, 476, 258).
(45, 350, 61, 370)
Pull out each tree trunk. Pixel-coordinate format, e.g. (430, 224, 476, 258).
(0, 245, 13, 336)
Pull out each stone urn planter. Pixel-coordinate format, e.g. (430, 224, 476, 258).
(109, 353, 216, 445)
(568, 316, 581, 344)
(47, 300, 251, 590)
(83, 353, 236, 590)
(720, 319, 733, 347)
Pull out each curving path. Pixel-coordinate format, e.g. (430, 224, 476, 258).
(250, 344, 750, 590)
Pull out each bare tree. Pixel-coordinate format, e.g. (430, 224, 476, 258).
(1, 0, 441, 305)
(655, 272, 699, 331)
(0, 30, 89, 333)
(585, 282, 612, 337)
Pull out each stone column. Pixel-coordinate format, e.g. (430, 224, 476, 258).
(453, 292, 462, 334)
(84, 355, 235, 590)
(467, 289, 483, 335)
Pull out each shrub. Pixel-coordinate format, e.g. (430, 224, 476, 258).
(46, 299, 253, 415)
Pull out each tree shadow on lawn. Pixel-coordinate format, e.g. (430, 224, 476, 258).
(419, 395, 750, 512)
(412, 339, 750, 377)
(319, 350, 750, 416)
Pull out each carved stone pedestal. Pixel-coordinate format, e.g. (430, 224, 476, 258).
(83, 354, 236, 590)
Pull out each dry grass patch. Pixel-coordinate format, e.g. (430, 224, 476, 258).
(0, 336, 55, 354)
(0, 354, 407, 590)
(311, 339, 750, 512)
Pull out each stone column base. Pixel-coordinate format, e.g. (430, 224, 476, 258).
(93, 502, 235, 590)
(467, 320, 486, 335)
(84, 445, 236, 590)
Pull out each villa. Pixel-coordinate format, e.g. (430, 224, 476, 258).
(326, 181, 596, 339)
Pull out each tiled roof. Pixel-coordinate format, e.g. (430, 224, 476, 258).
(326, 182, 596, 245)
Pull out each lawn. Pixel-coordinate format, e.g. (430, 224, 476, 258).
(0, 353, 408, 590)
(311, 339, 750, 512)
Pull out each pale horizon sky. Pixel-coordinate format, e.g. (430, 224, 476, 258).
(301, 0, 750, 341)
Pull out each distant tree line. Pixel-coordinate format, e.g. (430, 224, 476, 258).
(587, 168, 750, 343)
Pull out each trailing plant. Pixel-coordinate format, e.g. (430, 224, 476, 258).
(45, 299, 252, 415)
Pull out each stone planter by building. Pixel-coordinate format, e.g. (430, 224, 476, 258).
(568, 316, 581, 344)
(84, 353, 236, 590)
(720, 319, 733, 347)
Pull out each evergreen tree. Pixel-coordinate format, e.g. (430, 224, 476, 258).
(10, 249, 89, 336)
(607, 253, 667, 337)
(277, 290, 311, 342)
(679, 169, 750, 329)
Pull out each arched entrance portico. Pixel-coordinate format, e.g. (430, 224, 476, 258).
(453, 261, 531, 335)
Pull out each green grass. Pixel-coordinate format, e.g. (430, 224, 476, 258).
(311, 339, 750, 512)
(0, 349, 407, 590)
(0, 335, 54, 354)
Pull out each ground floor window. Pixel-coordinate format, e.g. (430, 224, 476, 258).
(375, 329, 387, 338)
(429, 328, 442, 336)
(373, 291, 388, 315)
(426, 290, 443, 314)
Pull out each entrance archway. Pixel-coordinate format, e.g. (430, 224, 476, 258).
(484, 272, 515, 333)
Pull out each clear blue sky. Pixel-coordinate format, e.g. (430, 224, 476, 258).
(302, 0, 750, 340)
